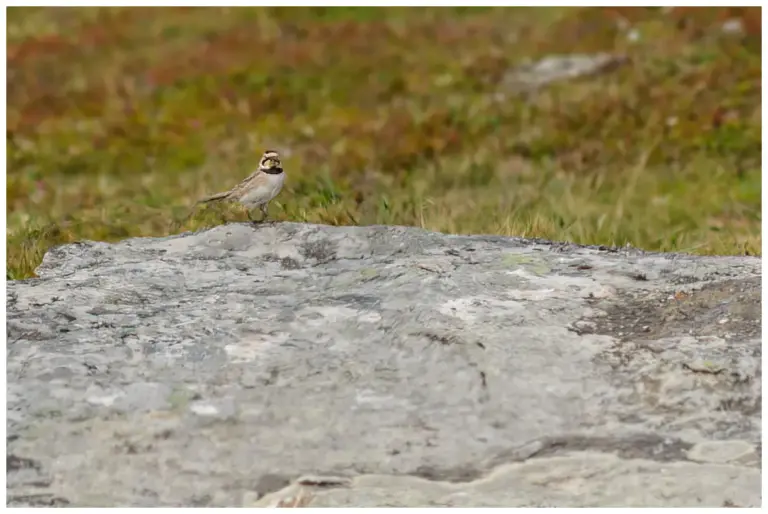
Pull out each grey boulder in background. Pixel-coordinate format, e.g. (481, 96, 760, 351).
(6, 222, 761, 507)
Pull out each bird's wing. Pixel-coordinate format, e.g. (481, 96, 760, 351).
(228, 169, 268, 196)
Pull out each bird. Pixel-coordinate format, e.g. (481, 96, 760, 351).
(194, 150, 286, 223)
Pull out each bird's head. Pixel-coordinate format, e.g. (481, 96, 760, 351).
(259, 150, 282, 173)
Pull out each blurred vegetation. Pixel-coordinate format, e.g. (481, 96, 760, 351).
(7, 7, 762, 279)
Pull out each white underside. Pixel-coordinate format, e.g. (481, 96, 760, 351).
(239, 171, 285, 209)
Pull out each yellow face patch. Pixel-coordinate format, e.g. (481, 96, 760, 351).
(263, 158, 279, 168)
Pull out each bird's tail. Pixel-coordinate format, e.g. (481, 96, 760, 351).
(174, 190, 231, 230)
(196, 191, 231, 204)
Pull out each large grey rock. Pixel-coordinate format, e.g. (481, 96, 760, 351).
(6, 222, 761, 507)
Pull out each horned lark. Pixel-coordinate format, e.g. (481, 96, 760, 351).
(195, 150, 285, 222)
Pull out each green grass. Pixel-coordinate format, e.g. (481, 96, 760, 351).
(7, 7, 762, 279)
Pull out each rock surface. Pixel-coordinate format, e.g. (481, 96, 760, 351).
(503, 53, 628, 90)
(6, 222, 761, 507)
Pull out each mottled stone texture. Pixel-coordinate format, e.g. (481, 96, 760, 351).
(6, 222, 761, 507)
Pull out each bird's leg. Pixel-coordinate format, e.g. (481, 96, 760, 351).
(259, 204, 269, 223)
